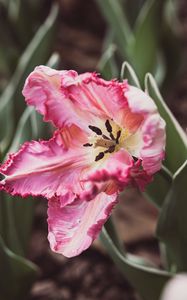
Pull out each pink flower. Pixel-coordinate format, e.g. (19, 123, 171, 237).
(0, 66, 165, 257)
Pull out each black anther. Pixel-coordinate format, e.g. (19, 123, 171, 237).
(132, 156, 138, 162)
(89, 125, 102, 135)
(105, 120, 112, 133)
(95, 152, 104, 161)
(83, 143, 93, 147)
(102, 134, 110, 140)
(104, 145, 115, 154)
(116, 131, 121, 144)
(110, 132, 115, 141)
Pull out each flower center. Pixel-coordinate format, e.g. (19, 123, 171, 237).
(83, 119, 129, 162)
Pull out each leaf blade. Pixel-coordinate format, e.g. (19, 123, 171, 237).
(145, 73, 187, 173)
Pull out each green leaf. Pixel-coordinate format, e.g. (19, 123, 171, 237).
(7, 0, 32, 46)
(145, 165, 173, 208)
(128, 0, 164, 83)
(145, 73, 187, 173)
(98, 43, 118, 79)
(123, 0, 147, 27)
(157, 160, 187, 272)
(160, 0, 181, 89)
(103, 217, 157, 268)
(47, 52, 60, 69)
(101, 221, 171, 300)
(0, 192, 24, 256)
(120, 61, 141, 87)
(95, 0, 133, 57)
(8, 107, 33, 153)
(0, 236, 38, 300)
(0, 3, 59, 154)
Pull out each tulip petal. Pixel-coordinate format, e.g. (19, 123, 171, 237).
(23, 67, 144, 133)
(125, 86, 166, 175)
(125, 85, 157, 114)
(83, 149, 152, 195)
(61, 71, 127, 119)
(22, 66, 88, 131)
(60, 71, 144, 131)
(0, 130, 88, 204)
(140, 114, 166, 174)
(47, 192, 118, 257)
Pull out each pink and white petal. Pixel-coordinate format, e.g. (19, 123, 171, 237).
(23, 67, 145, 133)
(125, 85, 157, 115)
(61, 71, 133, 124)
(22, 66, 87, 131)
(0, 131, 89, 204)
(81, 149, 146, 199)
(119, 106, 144, 133)
(130, 159, 153, 191)
(47, 192, 118, 257)
(61, 72, 145, 132)
(83, 148, 153, 193)
(140, 114, 166, 175)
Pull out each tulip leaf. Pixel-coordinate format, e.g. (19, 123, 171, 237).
(101, 220, 171, 300)
(98, 43, 118, 79)
(103, 217, 157, 268)
(7, 0, 32, 46)
(120, 61, 141, 88)
(145, 73, 187, 173)
(128, 0, 164, 83)
(0, 236, 38, 300)
(161, 0, 181, 88)
(145, 165, 173, 208)
(0, 192, 24, 256)
(95, 0, 133, 57)
(0, 3, 59, 154)
(156, 160, 187, 272)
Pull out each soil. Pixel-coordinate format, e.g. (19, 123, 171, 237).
(28, 0, 187, 300)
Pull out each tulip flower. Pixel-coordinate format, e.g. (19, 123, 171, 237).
(0, 66, 165, 257)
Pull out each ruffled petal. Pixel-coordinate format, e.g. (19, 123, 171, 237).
(0, 130, 88, 204)
(82, 149, 152, 195)
(23, 67, 145, 134)
(124, 85, 166, 175)
(61, 71, 127, 119)
(83, 150, 133, 195)
(125, 85, 157, 115)
(140, 114, 166, 174)
(22, 66, 87, 131)
(47, 192, 118, 257)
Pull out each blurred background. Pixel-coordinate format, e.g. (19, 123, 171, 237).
(0, 0, 187, 300)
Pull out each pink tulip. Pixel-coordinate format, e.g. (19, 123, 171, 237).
(0, 67, 166, 257)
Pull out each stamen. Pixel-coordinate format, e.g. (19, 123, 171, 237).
(83, 143, 93, 147)
(110, 132, 115, 141)
(95, 152, 104, 161)
(132, 156, 138, 162)
(105, 120, 112, 133)
(116, 130, 121, 144)
(89, 125, 102, 135)
(102, 134, 110, 140)
(104, 145, 115, 154)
